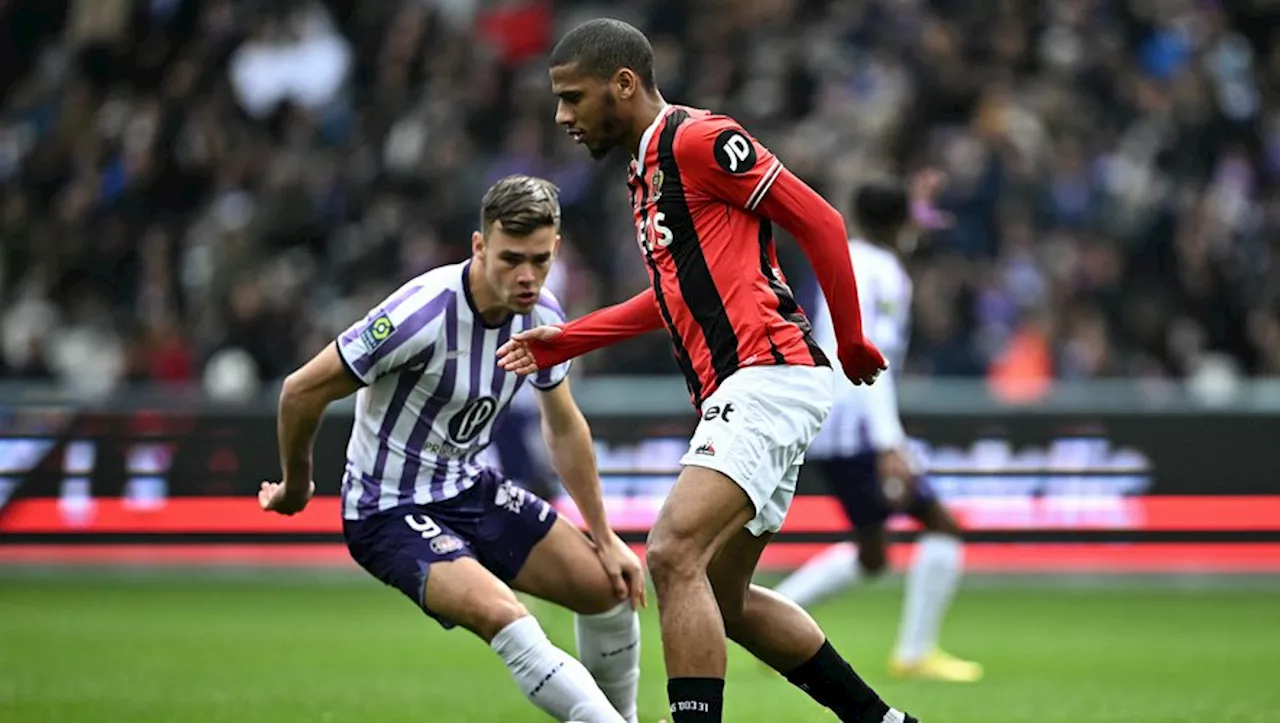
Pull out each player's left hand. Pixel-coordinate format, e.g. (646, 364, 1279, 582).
(258, 480, 315, 515)
(496, 325, 562, 375)
(594, 531, 647, 610)
(839, 338, 888, 386)
(876, 448, 916, 511)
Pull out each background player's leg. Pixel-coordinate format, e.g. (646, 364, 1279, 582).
(645, 466, 756, 722)
(891, 497, 981, 682)
(774, 456, 888, 607)
(708, 527, 911, 723)
(511, 517, 641, 723)
(772, 525, 888, 609)
(771, 541, 858, 607)
(424, 557, 627, 723)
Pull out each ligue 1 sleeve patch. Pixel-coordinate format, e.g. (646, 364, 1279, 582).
(359, 314, 396, 352)
(713, 129, 757, 174)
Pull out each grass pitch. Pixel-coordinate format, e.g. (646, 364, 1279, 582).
(0, 572, 1276, 722)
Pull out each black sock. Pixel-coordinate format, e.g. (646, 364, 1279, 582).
(783, 640, 892, 723)
(667, 677, 724, 722)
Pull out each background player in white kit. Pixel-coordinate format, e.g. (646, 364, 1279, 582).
(773, 171, 984, 683)
(258, 175, 646, 723)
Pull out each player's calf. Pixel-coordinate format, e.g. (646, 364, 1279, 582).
(644, 469, 754, 678)
(709, 529, 916, 723)
(893, 498, 977, 681)
(645, 467, 756, 722)
(575, 602, 641, 723)
(426, 558, 626, 723)
(510, 517, 643, 723)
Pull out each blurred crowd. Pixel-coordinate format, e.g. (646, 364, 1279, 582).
(0, 0, 1278, 399)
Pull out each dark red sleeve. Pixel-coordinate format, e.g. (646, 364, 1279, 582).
(528, 287, 665, 369)
(755, 168, 865, 347)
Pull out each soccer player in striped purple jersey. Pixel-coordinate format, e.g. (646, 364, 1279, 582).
(258, 176, 645, 723)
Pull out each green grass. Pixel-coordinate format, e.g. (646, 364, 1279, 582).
(0, 572, 1276, 722)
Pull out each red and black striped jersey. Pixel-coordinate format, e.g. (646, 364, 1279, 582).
(628, 105, 828, 406)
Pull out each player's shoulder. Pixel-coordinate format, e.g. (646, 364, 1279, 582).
(379, 263, 462, 325)
(675, 106, 745, 132)
(849, 238, 893, 266)
(672, 107, 752, 148)
(671, 107, 769, 178)
(531, 286, 567, 325)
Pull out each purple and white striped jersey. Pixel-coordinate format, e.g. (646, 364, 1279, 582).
(335, 261, 570, 520)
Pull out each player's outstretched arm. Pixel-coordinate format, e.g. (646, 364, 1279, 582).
(497, 287, 664, 375)
(261, 342, 364, 515)
(535, 379, 647, 609)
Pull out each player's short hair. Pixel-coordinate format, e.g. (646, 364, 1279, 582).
(853, 179, 910, 240)
(480, 175, 561, 237)
(549, 18, 655, 89)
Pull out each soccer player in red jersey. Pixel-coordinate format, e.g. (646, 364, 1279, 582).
(498, 18, 916, 723)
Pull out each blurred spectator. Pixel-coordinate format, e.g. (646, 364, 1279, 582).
(227, 1, 352, 120)
(0, 0, 1278, 399)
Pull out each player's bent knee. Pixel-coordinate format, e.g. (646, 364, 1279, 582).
(927, 507, 964, 537)
(646, 466, 756, 593)
(565, 570, 624, 616)
(645, 532, 707, 590)
(459, 592, 529, 642)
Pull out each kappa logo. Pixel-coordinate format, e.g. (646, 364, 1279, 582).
(359, 314, 396, 352)
(495, 479, 528, 514)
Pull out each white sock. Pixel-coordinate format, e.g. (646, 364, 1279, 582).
(773, 542, 860, 608)
(575, 602, 640, 723)
(894, 533, 963, 663)
(490, 615, 626, 723)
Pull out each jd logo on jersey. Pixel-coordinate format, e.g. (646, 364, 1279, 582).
(448, 396, 498, 444)
(714, 130, 756, 174)
(702, 403, 735, 422)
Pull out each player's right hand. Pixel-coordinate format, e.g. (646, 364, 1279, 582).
(258, 480, 315, 515)
(496, 325, 562, 375)
(838, 338, 888, 385)
(594, 531, 647, 610)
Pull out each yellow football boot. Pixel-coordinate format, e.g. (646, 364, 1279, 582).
(889, 649, 984, 682)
